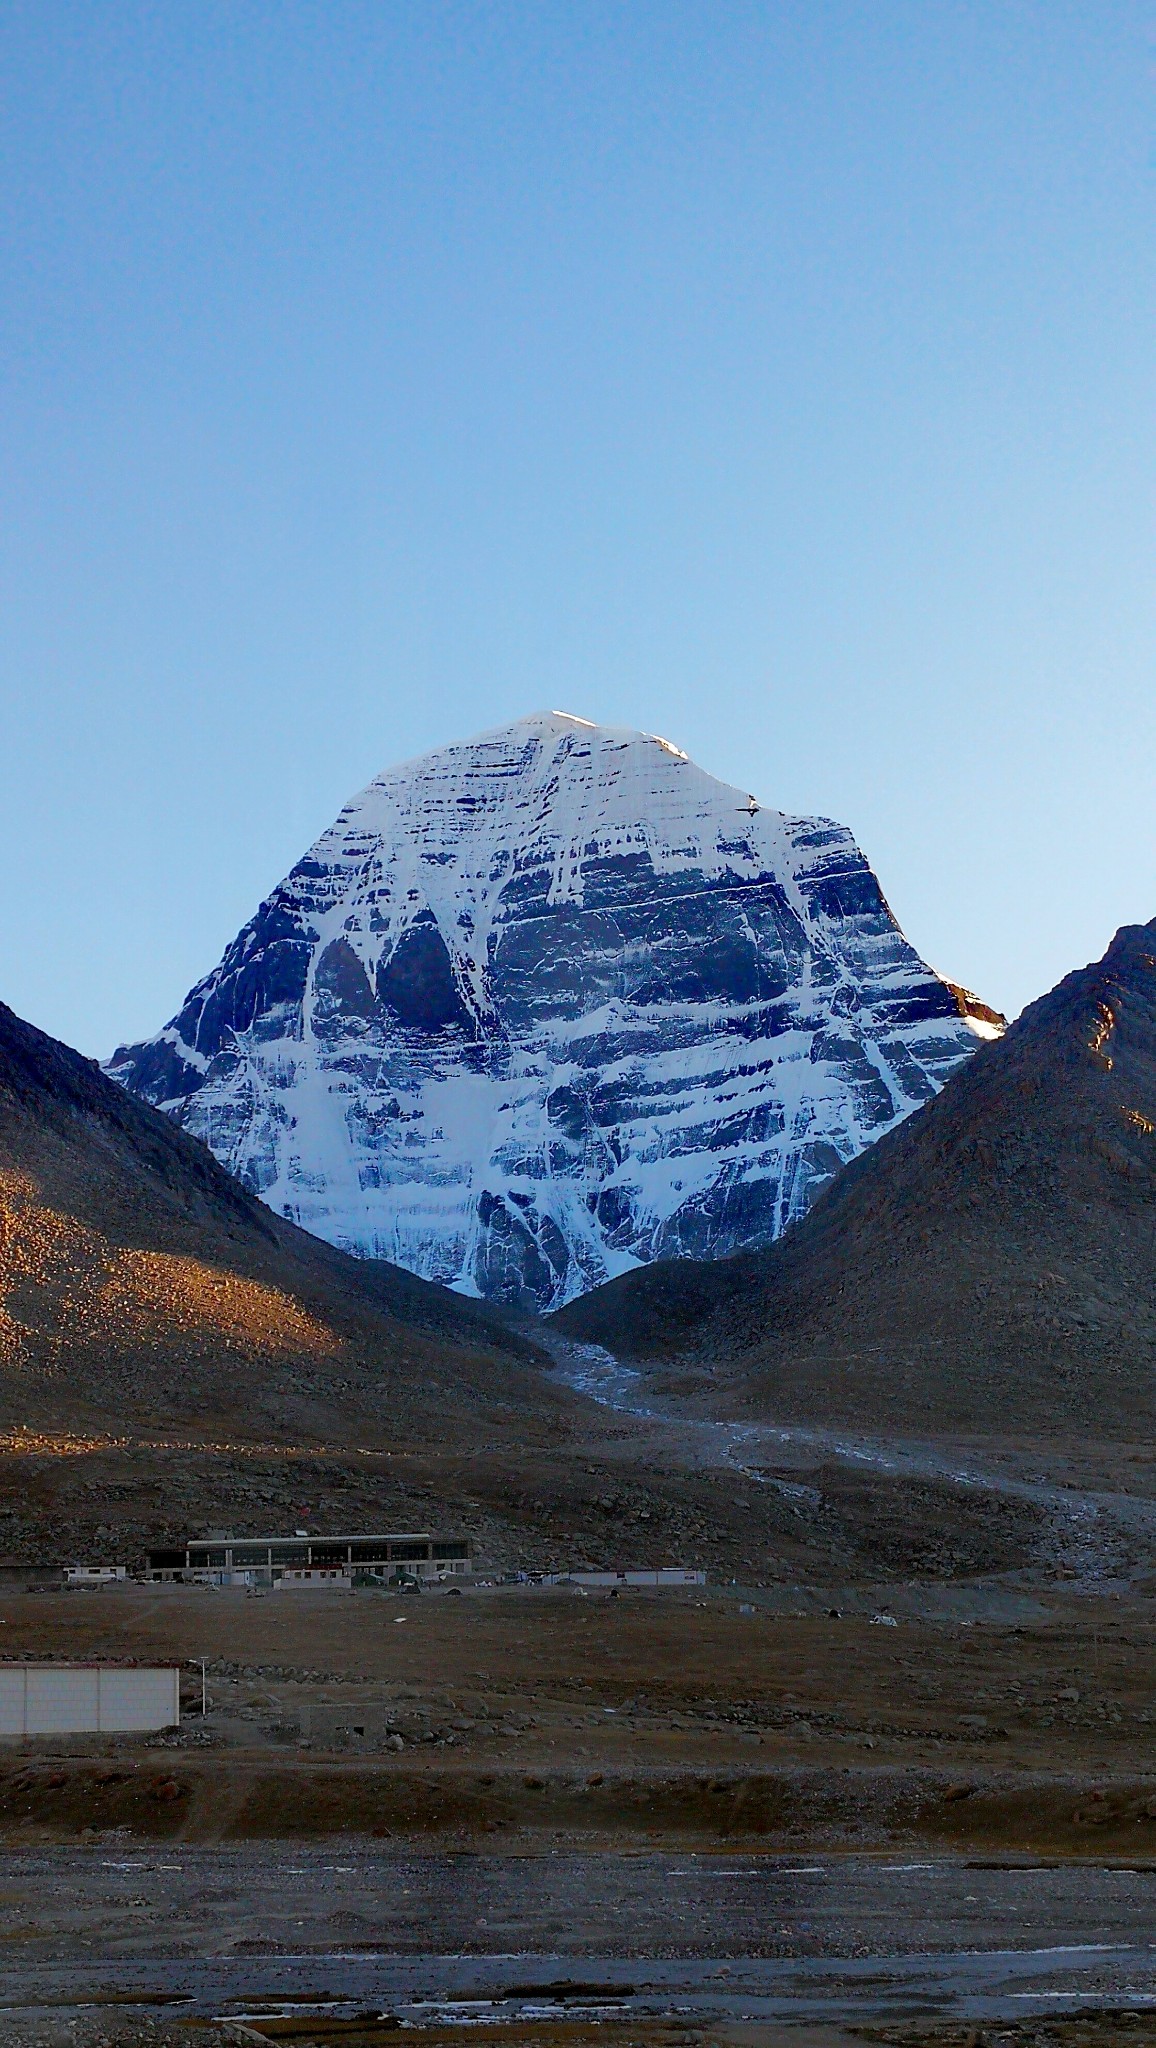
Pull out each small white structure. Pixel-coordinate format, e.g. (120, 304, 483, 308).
(0, 1665, 179, 1735)
(64, 1567, 126, 1588)
(545, 1569, 706, 1588)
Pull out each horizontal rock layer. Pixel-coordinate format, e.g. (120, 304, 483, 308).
(108, 712, 995, 1308)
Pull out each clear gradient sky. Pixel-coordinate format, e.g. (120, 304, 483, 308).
(1, 2, 1152, 1057)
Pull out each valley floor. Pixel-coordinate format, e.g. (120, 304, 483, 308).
(6, 1346, 1156, 2041)
(4, 1579, 1156, 1857)
(7, 1846, 1156, 2044)
(2, 1577, 1156, 2043)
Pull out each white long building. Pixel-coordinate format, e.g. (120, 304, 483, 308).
(146, 1531, 473, 1587)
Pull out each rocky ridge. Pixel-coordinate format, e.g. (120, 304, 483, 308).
(555, 917, 1156, 1435)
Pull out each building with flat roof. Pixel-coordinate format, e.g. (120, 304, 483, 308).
(0, 1665, 178, 1735)
(146, 1532, 472, 1588)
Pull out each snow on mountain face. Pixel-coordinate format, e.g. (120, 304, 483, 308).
(107, 713, 998, 1310)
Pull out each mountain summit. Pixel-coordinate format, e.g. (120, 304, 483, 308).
(108, 712, 997, 1308)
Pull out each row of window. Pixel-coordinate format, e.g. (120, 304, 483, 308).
(147, 1538, 471, 1570)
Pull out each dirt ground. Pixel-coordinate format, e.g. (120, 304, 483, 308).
(0, 1425, 1062, 1588)
(12, 2018, 1154, 2048)
(8, 2016, 1156, 2048)
(862, 2028, 1156, 2047)
(1, 1580, 1156, 1854)
(0, 2021, 865, 2048)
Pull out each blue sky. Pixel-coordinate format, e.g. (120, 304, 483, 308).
(1, 1, 1152, 1056)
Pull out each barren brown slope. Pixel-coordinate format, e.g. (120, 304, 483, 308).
(554, 918, 1156, 1435)
(0, 994, 576, 1457)
(0, 999, 1046, 1585)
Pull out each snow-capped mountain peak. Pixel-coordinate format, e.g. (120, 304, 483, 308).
(107, 712, 999, 1308)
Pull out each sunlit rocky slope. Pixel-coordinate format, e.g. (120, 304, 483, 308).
(0, 994, 551, 1444)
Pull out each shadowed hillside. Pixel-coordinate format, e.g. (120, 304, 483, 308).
(554, 919, 1156, 1435)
